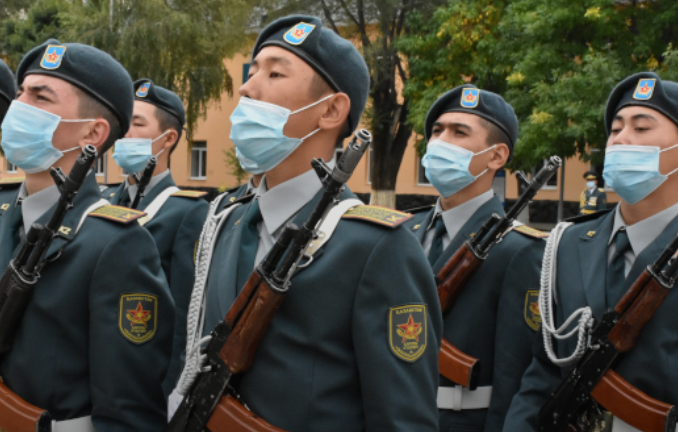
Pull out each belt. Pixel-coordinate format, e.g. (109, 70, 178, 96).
(52, 416, 94, 432)
(610, 416, 678, 432)
(437, 386, 492, 411)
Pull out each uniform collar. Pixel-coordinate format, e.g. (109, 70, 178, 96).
(245, 177, 257, 195)
(609, 201, 678, 257)
(258, 159, 335, 236)
(428, 189, 494, 241)
(125, 169, 171, 203)
(17, 181, 61, 233)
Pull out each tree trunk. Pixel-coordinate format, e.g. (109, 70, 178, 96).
(557, 157, 565, 222)
(370, 189, 397, 208)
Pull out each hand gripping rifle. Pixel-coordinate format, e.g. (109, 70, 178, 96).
(537, 235, 678, 432)
(130, 156, 157, 209)
(167, 130, 372, 432)
(436, 156, 562, 389)
(0, 145, 98, 432)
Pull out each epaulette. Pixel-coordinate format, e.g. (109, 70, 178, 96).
(171, 190, 208, 199)
(564, 208, 612, 224)
(342, 205, 413, 228)
(404, 204, 436, 214)
(89, 205, 147, 224)
(0, 177, 24, 188)
(598, 188, 605, 192)
(513, 224, 549, 239)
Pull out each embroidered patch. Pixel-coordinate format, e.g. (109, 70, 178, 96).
(40, 45, 67, 70)
(342, 205, 413, 228)
(284, 22, 316, 45)
(119, 294, 158, 344)
(171, 190, 208, 199)
(136, 82, 151, 97)
(89, 205, 146, 224)
(461, 88, 480, 108)
(513, 225, 549, 239)
(633, 78, 656, 100)
(524, 290, 541, 331)
(389, 304, 427, 362)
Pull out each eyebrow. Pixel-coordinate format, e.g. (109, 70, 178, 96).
(132, 114, 147, 121)
(614, 113, 658, 122)
(252, 55, 293, 68)
(433, 121, 472, 130)
(25, 84, 58, 98)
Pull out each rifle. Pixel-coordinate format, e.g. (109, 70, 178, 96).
(130, 156, 157, 209)
(436, 156, 562, 389)
(537, 229, 678, 432)
(167, 129, 372, 432)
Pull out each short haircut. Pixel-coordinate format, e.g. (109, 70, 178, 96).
(74, 86, 122, 156)
(479, 117, 511, 149)
(154, 106, 183, 155)
(0, 98, 8, 123)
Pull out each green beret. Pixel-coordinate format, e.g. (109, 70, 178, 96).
(16, 39, 133, 137)
(0, 59, 16, 105)
(133, 79, 186, 126)
(425, 84, 518, 154)
(252, 15, 369, 136)
(604, 72, 678, 135)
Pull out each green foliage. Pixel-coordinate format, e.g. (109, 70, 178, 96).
(223, 147, 248, 187)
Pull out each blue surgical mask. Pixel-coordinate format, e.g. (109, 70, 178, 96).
(422, 139, 495, 198)
(1, 100, 92, 173)
(586, 181, 597, 189)
(603, 144, 678, 204)
(112, 130, 170, 174)
(230, 95, 333, 173)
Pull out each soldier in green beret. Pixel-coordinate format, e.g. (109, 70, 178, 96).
(505, 72, 678, 431)
(402, 85, 546, 431)
(0, 40, 173, 431)
(0, 59, 16, 121)
(174, 14, 442, 432)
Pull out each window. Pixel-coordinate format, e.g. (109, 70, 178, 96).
(6, 160, 17, 174)
(243, 63, 251, 85)
(416, 156, 431, 186)
(95, 157, 105, 176)
(191, 141, 207, 179)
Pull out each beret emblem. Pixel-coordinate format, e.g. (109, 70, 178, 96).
(136, 82, 151, 98)
(284, 22, 316, 46)
(40, 45, 67, 70)
(633, 78, 656, 101)
(460, 88, 480, 108)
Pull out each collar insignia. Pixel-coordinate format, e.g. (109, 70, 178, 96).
(634, 78, 656, 100)
(587, 231, 596, 237)
(40, 45, 67, 70)
(461, 88, 480, 108)
(284, 22, 316, 46)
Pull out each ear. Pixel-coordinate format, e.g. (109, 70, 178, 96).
(162, 129, 179, 150)
(318, 93, 351, 132)
(487, 143, 510, 171)
(80, 118, 111, 151)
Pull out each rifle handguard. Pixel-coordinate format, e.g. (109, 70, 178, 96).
(206, 394, 289, 432)
(438, 338, 480, 390)
(437, 243, 484, 314)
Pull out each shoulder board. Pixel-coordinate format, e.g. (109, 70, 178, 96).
(171, 190, 208, 199)
(342, 205, 413, 228)
(597, 188, 605, 192)
(565, 208, 612, 224)
(89, 205, 146, 224)
(0, 177, 24, 187)
(513, 224, 549, 239)
(404, 204, 435, 214)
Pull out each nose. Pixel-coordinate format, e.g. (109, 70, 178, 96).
(611, 125, 633, 145)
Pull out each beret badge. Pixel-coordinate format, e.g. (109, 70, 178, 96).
(634, 78, 656, 101)
(284, 22, 316, 46)
(461, 88, 480, 108)
(40, 45, 67, 70)
(136, 82, 150, 98)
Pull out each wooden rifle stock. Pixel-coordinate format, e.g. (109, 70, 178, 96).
(438, 339, 480, 390)
(206, 395, 288, 432)
(0, 380, 50, 432)
(437, 243, 483, 314)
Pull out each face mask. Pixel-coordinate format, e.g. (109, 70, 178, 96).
(586, 181, 597, 189)
(1, 100, 92, 173)
(113, 130, 170, 174)
(422, 139, 496, 198)
(230, 94, 334, 173)
(603, 144, 678, 205)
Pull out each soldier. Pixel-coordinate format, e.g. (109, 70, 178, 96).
(178, 15, 442, 431)
(402, 85, 546, 431)
(102, 79, 209, 397)
(579, 170, 608, 215)
(504, 72, 678, 431)
(0, 59, 15, 121)
(0, 40, 173, 430)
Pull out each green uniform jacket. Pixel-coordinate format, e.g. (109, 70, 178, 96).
(579, 187, 608, 215)
(503, 209, 678, 430)
(0, 173, 173, 431)
(403, 196, 545, 432)
(202, 188, 443, 432)
(106, 174, 209, 396)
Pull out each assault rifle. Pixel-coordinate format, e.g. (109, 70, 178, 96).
(537, 232, 678, 431)
(437, 156, 562, 389)
(130, 156, 157, 209)
(167, 129, 373, 432)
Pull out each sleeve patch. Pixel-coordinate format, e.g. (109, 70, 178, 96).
(524, 290, 542, 331)
(89, 205, 146, 224)
(389, 304, 427, 362)
(342, 205, 413, 228)
(171, 190, 208, 199)
(513, 225, 549, 239)
(119, 294, 158, 344)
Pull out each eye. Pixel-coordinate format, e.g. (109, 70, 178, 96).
(270, 71, 283, 78)
(455, 130, 467, 136)
(37, 94, 49, 102)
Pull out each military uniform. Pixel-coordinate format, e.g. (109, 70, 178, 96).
(0, 173, 174, 431)
(404, 192, 545, 432)
(0, 59, 15, 120)
(579, 187, 607, 214)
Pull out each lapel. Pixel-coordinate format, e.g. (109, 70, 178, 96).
(137, 173, 176, 212)
(109, 183, 127, 206)
(0, 190, 21, 267)
(412, 209, 435, 244)
(577, 210, 615, 320)
(432, 195, 505, 274)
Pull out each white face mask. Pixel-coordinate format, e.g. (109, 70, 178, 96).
(112, 130, 171, 174)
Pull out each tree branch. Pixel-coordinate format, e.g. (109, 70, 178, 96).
(318, 0, 340, 34)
